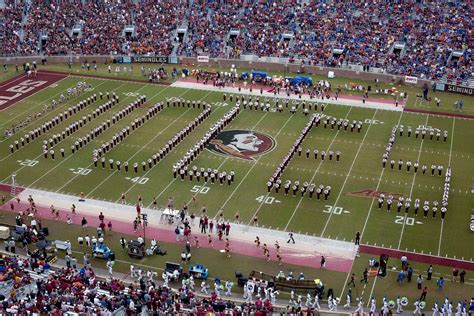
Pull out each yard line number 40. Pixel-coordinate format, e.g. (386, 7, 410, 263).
(125, 176, 149, 184)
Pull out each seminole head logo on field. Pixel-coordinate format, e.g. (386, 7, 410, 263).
(207, 130, 275, 161)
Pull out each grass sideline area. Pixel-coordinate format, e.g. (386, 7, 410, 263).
(5, 62, 473, 115)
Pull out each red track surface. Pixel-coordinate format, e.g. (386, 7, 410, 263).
(359, 245, 474, 270)
(0, 184, 24, 195)
(0, 200, 353, 273)
(404, 107, 474, 119)
(0, 72, 67, 111)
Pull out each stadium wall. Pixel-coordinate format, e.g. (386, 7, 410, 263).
(0, 55, 433, 89)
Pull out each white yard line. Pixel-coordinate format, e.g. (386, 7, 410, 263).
(1, 80, 126, 182)
(214, 113, 294, 216)
(437, 117, 455, 256)
(0, 81, 126, 158)
(320, 110, 378, 237)
(19, 83, 165, 187)
(191, 112, 271, 208)
(148, 178, 178, 207)
(0, 76, 94, 130)
(338, 251, 358, 300)
(113, 90, 215, 201)
(62, 86, 190, 196)
(88, 108, 192, 198)
(366, 276, 378, 307)
(172, 80, 403, 112)
(397, 115, 429, 249)
(0, 71, 16, 82)
(281, 107, 353, 230)
(70, 249, 165, 272)
(151, 106, 271, 208)
(0, 74, 27, 88)
(360, 111, 405, 238)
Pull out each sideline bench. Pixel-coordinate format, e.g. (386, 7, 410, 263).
(54, 240, 70, 251)
(25, 268, 53, 281)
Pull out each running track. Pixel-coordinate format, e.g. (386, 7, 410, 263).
(0, 199, 353, 273)
(359, 244, 474, 271)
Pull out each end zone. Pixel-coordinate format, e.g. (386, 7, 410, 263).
(0, 72, 68, 111)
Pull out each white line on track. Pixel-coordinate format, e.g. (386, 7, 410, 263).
(214, 112, 294, 216)
(437, 117, 455, 256)
(281, 106, 352, 230)
(359, 110, 404, 239)
(16, 82, 164, 187)
(397, 115, 429, 249)
(320, 109, 378, 237)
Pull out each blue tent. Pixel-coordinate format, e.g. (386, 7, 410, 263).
(291, 76, 313, 86)
(241, 71, 268, 81)
(251, 71, 268, 80)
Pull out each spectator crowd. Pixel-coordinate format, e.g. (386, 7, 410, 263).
(1, 0, 471, 83)
(0, 252, 282, 314)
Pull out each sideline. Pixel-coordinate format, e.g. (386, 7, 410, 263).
(38, 69, 172, 86)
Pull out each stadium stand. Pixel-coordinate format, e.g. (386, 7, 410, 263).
(1, 1, 471, 84)
(0, 251, 282, 314)
(0, 0, 25, 56)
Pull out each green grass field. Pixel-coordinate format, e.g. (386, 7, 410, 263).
(1, 68, 472, 260)
(0, 65, 473, 309)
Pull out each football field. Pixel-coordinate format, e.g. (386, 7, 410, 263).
(0, 70, 473, 263)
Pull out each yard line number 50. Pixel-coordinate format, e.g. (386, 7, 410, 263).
(190, 185, 210, 194)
